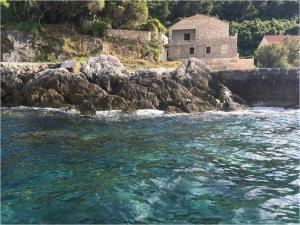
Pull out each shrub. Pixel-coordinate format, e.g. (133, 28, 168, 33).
(80, 18, 111, 37)
(146, 39, 161, 62)
(283, 40, 300, 66)
(4, 20, 43, 37)
(230, 19, 299, 57)
(139, 18, 166, 33)
(255, 40, 300, 68)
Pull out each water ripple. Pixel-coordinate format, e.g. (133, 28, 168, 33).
(1, 107, 299, 224)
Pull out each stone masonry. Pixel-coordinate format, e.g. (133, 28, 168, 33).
(166, 14, 254, 70)
(167, 14, 238, 60)
(106, 29, 151, 43)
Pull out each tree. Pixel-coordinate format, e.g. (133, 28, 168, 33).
(121, 0, 148, 29)
(255, 40, 299, 68)
(283, 40, 300, 66)
(148, 1, 171, 25)
(139, 18, 166, 33)
(255, 43, 289, 68)
(1, 1, 105, 24)
(230, 19, 298, 57)
(0, 0, 9, 8)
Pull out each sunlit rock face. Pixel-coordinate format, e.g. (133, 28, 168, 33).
(1, 30, 41, 62)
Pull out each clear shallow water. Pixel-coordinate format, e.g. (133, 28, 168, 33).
(1, 107, 299, 224)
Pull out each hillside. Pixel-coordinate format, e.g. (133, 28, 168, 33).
(1, 0, 299, 67)
(1, 23, 180, 68)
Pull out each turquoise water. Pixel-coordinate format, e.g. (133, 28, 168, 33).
(1, 107, 299, 224)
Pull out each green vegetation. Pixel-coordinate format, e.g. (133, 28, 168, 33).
(139, 18, 166, 33)
(255, 40, 300, 68)
(1, 0, 299, 62)
(230, 19, 299, 57)
(0, 0, 9, 8)
(146, 39, 162, 62)
(4, 20, 44, 37)
(80, 17, 111, 37)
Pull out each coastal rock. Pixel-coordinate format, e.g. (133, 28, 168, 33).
(78, 100, 97, 115)
(1, 66, 24, 90)
(2, 55, 251, 113)
(0, 62, 57, 106)
(114, 58, 225, 113)
(23, 68, 108, 108)
(1, 30, 39, 62)
(80, 54, 130, 93)
(61, 59, 81, 73)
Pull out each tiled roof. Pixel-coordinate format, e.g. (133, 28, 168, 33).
(183, 14, 216, 20)
(264, 35, 300, 43)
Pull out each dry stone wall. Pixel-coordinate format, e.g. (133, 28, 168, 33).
(106, 29, 151, 43)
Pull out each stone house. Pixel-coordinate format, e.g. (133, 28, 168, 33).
(167, 14, 253, 70)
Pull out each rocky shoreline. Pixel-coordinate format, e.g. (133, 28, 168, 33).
(1, 55, 250, 115)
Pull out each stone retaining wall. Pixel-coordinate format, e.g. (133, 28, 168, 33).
(212, 68, 299, 107)
(106, 29, 151, 43)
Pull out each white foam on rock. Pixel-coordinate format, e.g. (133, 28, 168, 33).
(134, 109, 165, 116)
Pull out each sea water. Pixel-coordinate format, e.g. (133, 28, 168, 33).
(1, 107, 299, 224)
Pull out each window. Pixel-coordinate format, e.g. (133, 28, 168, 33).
(184, 33, 190, 41)
(206, 46, 211, 54)
(190, 47, 194, 55)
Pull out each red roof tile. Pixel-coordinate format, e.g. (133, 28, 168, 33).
(264, 35, 300, 43)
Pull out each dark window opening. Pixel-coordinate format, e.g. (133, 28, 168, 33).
(184, 33, 190, 41)
(206, 46, 211, 54)
(190, 47, 194, 55)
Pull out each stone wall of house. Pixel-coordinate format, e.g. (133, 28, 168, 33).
(167, 36, 237, 60)
(195, 19, 229, 39)
(212, 68, 299, 107)
(169, 17, 229, 39)
(106, 29, 151, 43)
(171, 29, 196, 43)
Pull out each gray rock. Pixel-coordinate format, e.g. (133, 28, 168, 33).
(0, 66, 23, 89)
(1, 55, 249, 112)
(80, 54, 130, 93)
(78, 100, 96, 115)
(1, 30, 39, 62)
(60, 59, 81, 73)
(23, 68, 108, 108)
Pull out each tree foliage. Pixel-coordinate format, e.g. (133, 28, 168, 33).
(255, 40, 300, 68)
(0, 0, 9, 8)
(230, 19, 299, 56)
(139, 18, 166, 33)
(1, 0, 299, 57)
